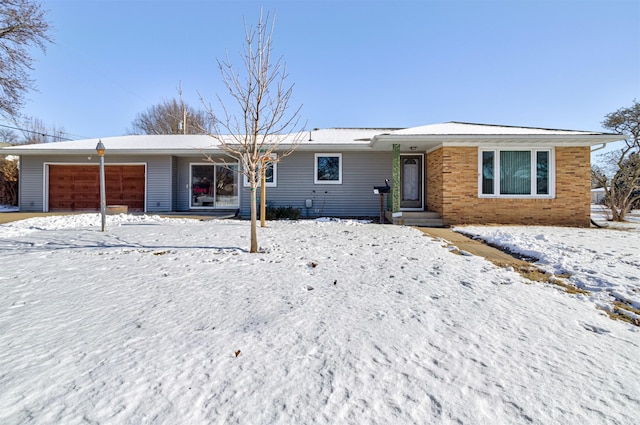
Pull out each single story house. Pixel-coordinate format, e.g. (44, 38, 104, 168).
(591, 187, 607, 205)
(0, 122, 625, 227)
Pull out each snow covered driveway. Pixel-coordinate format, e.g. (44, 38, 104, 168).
(0, 215, 638, 424)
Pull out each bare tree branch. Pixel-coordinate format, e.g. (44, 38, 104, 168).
(201, 9, 305, 252)
(0, 0, 52, 118)
(594, 100, 640, 221)
(128, 94, 213, 135)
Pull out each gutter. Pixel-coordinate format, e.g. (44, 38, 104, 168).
(590, 143, 608, 153)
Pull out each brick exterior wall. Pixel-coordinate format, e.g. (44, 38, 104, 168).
(425, 146, 591, 227)
(425, 148, 443, 214)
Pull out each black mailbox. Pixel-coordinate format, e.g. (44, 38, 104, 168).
(373, 179, 391, 194)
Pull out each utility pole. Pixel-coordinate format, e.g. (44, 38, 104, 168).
(179, 80, 187, 134)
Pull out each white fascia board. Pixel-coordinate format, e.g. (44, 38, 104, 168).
(0, 148, 229, 156)
(288, 142, 372, 152)
(372, 134, 626, 148)
(4, 146, 374, 156)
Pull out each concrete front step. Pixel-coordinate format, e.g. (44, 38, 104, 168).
(397, 219, 446, 227)
(384, 211, 446, 227)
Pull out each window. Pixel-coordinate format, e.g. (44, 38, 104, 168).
(481, 151, 495, 195)
(536, 151, 549, 195)
(243, 154, 277, 187)
(479, 148, 553, 197)
(315, 153, 342, 184)
(191, 163, 239, 208)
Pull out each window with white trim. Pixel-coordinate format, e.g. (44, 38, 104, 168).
(479, 148, 553, 197)
(243, 154, 277, 187)
(315, 153, 342, 184)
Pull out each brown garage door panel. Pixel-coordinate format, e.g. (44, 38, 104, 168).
(50, 201, 74, 210)
(48, 165, 145, 212)
(74, 183, 100, 192)
(74, 173, 99, 183)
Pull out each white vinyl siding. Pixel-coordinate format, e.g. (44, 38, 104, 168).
(240, 151, 392, 218)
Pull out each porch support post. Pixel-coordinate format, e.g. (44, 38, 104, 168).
(392, 144, 400, 212)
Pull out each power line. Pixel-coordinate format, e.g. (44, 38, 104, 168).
(0, 123, 75, 141)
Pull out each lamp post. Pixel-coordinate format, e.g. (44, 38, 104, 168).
(96, 140, 106, 232)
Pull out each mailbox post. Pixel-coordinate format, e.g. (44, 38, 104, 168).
(373, 179, 391, 224)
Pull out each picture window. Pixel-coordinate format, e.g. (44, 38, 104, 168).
(314, 153, 342, 184)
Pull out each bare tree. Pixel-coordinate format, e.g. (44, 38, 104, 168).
(0, 0, 52, 118)
(204, 11, 304, 253)
(0, 128, 19, 144)
(592, 100, 640, 221)
(18, 116, 66, 144)
(129, 86, 213, 135)
(0, 156, 18, 206)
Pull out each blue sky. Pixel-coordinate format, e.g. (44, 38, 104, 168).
(6, 0, 640, 141)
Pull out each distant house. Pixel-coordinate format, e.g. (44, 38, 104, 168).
(591, 187, 607, 204)
(0, 122, 624, 227)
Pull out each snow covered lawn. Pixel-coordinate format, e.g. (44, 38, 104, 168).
(0, 214, 638, 424)
(457, 222, 640, 325)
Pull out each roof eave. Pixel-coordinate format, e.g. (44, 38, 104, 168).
(371, 134, 626, 147)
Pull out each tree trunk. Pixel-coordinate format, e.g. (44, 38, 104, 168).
(250, 184, 258, 253)
(260, 165, 266, 228)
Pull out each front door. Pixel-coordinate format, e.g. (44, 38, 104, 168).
(400, 154, 423, 209)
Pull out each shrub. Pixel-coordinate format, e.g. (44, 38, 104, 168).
(264, 205, 301, 220)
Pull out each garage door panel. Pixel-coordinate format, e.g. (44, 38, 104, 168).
(50, 192, 74, 202)
(105, 182, 122, 192)
(74, 170, 99, 183)
(75, 183, 100, 193)
(106, 169, 121, 174)
(75, 192, 100, 202)
(48, 165, 145, 212)
(74, 202, 100, 211)
(50, 174, 74, 184)
(50, 200, 74, 210)
(74, 173, 97, 181)
(49, 184, 73, 196)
